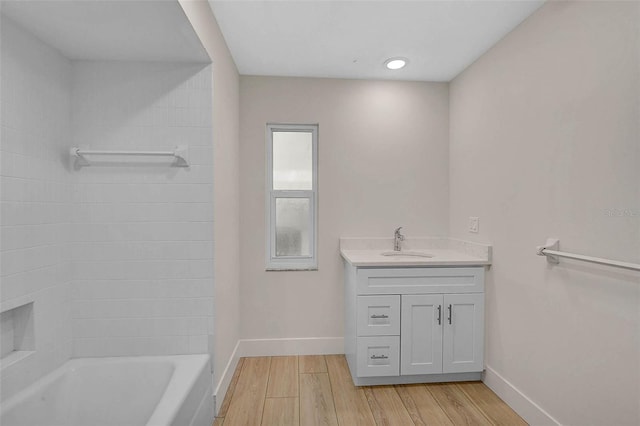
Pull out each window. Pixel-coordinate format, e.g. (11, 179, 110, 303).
(266, 124, 318, 270)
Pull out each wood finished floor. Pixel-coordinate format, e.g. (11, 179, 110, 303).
(213, 355, 527, 426)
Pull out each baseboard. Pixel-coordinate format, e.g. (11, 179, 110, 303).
(213, 340, 240, 417)
(238, 337, 344, 357)
(483, 365, 561, 426)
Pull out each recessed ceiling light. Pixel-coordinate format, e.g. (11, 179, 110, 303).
(384, 57, 407, 70)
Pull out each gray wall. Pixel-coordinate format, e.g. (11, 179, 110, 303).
(239, 76, 450, 345)
(449, 2, 639, 424)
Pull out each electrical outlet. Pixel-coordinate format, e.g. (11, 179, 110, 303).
(468, 217, 479, 233)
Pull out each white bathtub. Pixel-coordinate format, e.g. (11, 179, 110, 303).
(0, 354, 213, 426)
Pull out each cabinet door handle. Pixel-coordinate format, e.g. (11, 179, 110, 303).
(370, 314, 389, 319)
(437, 305, 442, 325)
(370, 354, 389, 360)
(447, 304, 452, 324)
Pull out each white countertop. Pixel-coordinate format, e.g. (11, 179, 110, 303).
(339, 237, 492, 267)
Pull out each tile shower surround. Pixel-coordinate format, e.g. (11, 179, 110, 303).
(1, 16, 73, 400)
(70, 62, 214, 358)
(1, 17, 215, 399)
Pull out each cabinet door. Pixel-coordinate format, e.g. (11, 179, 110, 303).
(443, 293, 484, 373)
(401, 294, 443, 375)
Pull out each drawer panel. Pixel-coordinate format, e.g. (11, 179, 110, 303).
(357, 295, 400, 336)
(357, 267, 484, 295)
(356, 336, 400, 377)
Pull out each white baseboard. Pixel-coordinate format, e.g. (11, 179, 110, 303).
(238, 337, 344, 357)
(483, 365, 561, 426)
(213, 340, 240, 417)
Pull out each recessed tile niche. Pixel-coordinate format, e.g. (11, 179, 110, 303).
(0, 302, 35, 369)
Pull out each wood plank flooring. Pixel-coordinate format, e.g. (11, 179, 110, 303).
(214, 355, 527, 426)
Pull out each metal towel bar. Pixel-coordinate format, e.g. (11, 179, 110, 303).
(536, 238, 640, 272)
(70, 146, 189, 167)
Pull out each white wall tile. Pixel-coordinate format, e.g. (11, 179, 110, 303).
(188, 335, 209, 353)
(70, 61, 214, 358)
(72, 336, 193, 358)
(0, 16, 72, 401)
(70, 279, 212, 301)
(71, 298, 213, 320)
(72, 317, 208, 338)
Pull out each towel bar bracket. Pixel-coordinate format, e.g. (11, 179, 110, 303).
(536, 238, 560, 264)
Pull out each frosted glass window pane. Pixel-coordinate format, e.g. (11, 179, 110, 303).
(273, 131, 313, 190)
(275, 198, 310, 256)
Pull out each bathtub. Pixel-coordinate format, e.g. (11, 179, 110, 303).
(0, 354, 213, 426)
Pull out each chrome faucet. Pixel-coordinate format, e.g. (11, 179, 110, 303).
(394, 227, 405, 251)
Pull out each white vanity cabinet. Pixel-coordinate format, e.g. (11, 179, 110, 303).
(344, 264, 485, 386)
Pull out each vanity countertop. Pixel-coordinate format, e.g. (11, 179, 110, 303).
(339, 237, 492, 267)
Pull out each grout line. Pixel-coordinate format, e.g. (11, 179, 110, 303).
(394, 384, 416, 425)
(67, 220, 213, 225)
(390, 386, 417, 426)
(73, 335, 210, 340)
(456, 382, 512, 425)
(258, 356, 272, 426)
(0, 243, 70, 253)
(264, 355, 273, 400)
(297, 356, 301, 426)
(462, 385, 496, 425)
(322, 356, 340, 426)
(321, 354, 328, 373)
(1, 264, 70, 279)
(366, 386, 384, 426)
(325, 357, 339, 425)
(71, 201, 213, 205)
(66, 240, 213, 244)
(72, 181, 213, 186)
(425, 384, 457, 426)
(71, 297, 214, 302)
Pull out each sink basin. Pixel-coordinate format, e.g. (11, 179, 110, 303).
(381, 251, 434, 258)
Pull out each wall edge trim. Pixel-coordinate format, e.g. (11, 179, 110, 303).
(213, 339, 241, 416)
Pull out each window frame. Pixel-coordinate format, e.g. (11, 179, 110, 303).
(265, 123, 318, 270)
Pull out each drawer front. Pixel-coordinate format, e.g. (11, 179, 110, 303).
(356, 336, 400, 377)
(357, 267, 484, 295)
(357, 295, 400, 336)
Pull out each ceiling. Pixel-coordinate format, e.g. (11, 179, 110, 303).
(209, 0, 544, 82)
(1, 0, 210, 63)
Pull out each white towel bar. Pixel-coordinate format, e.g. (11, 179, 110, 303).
(70, 146, 189, 167)
(536, 238, 640, 272)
